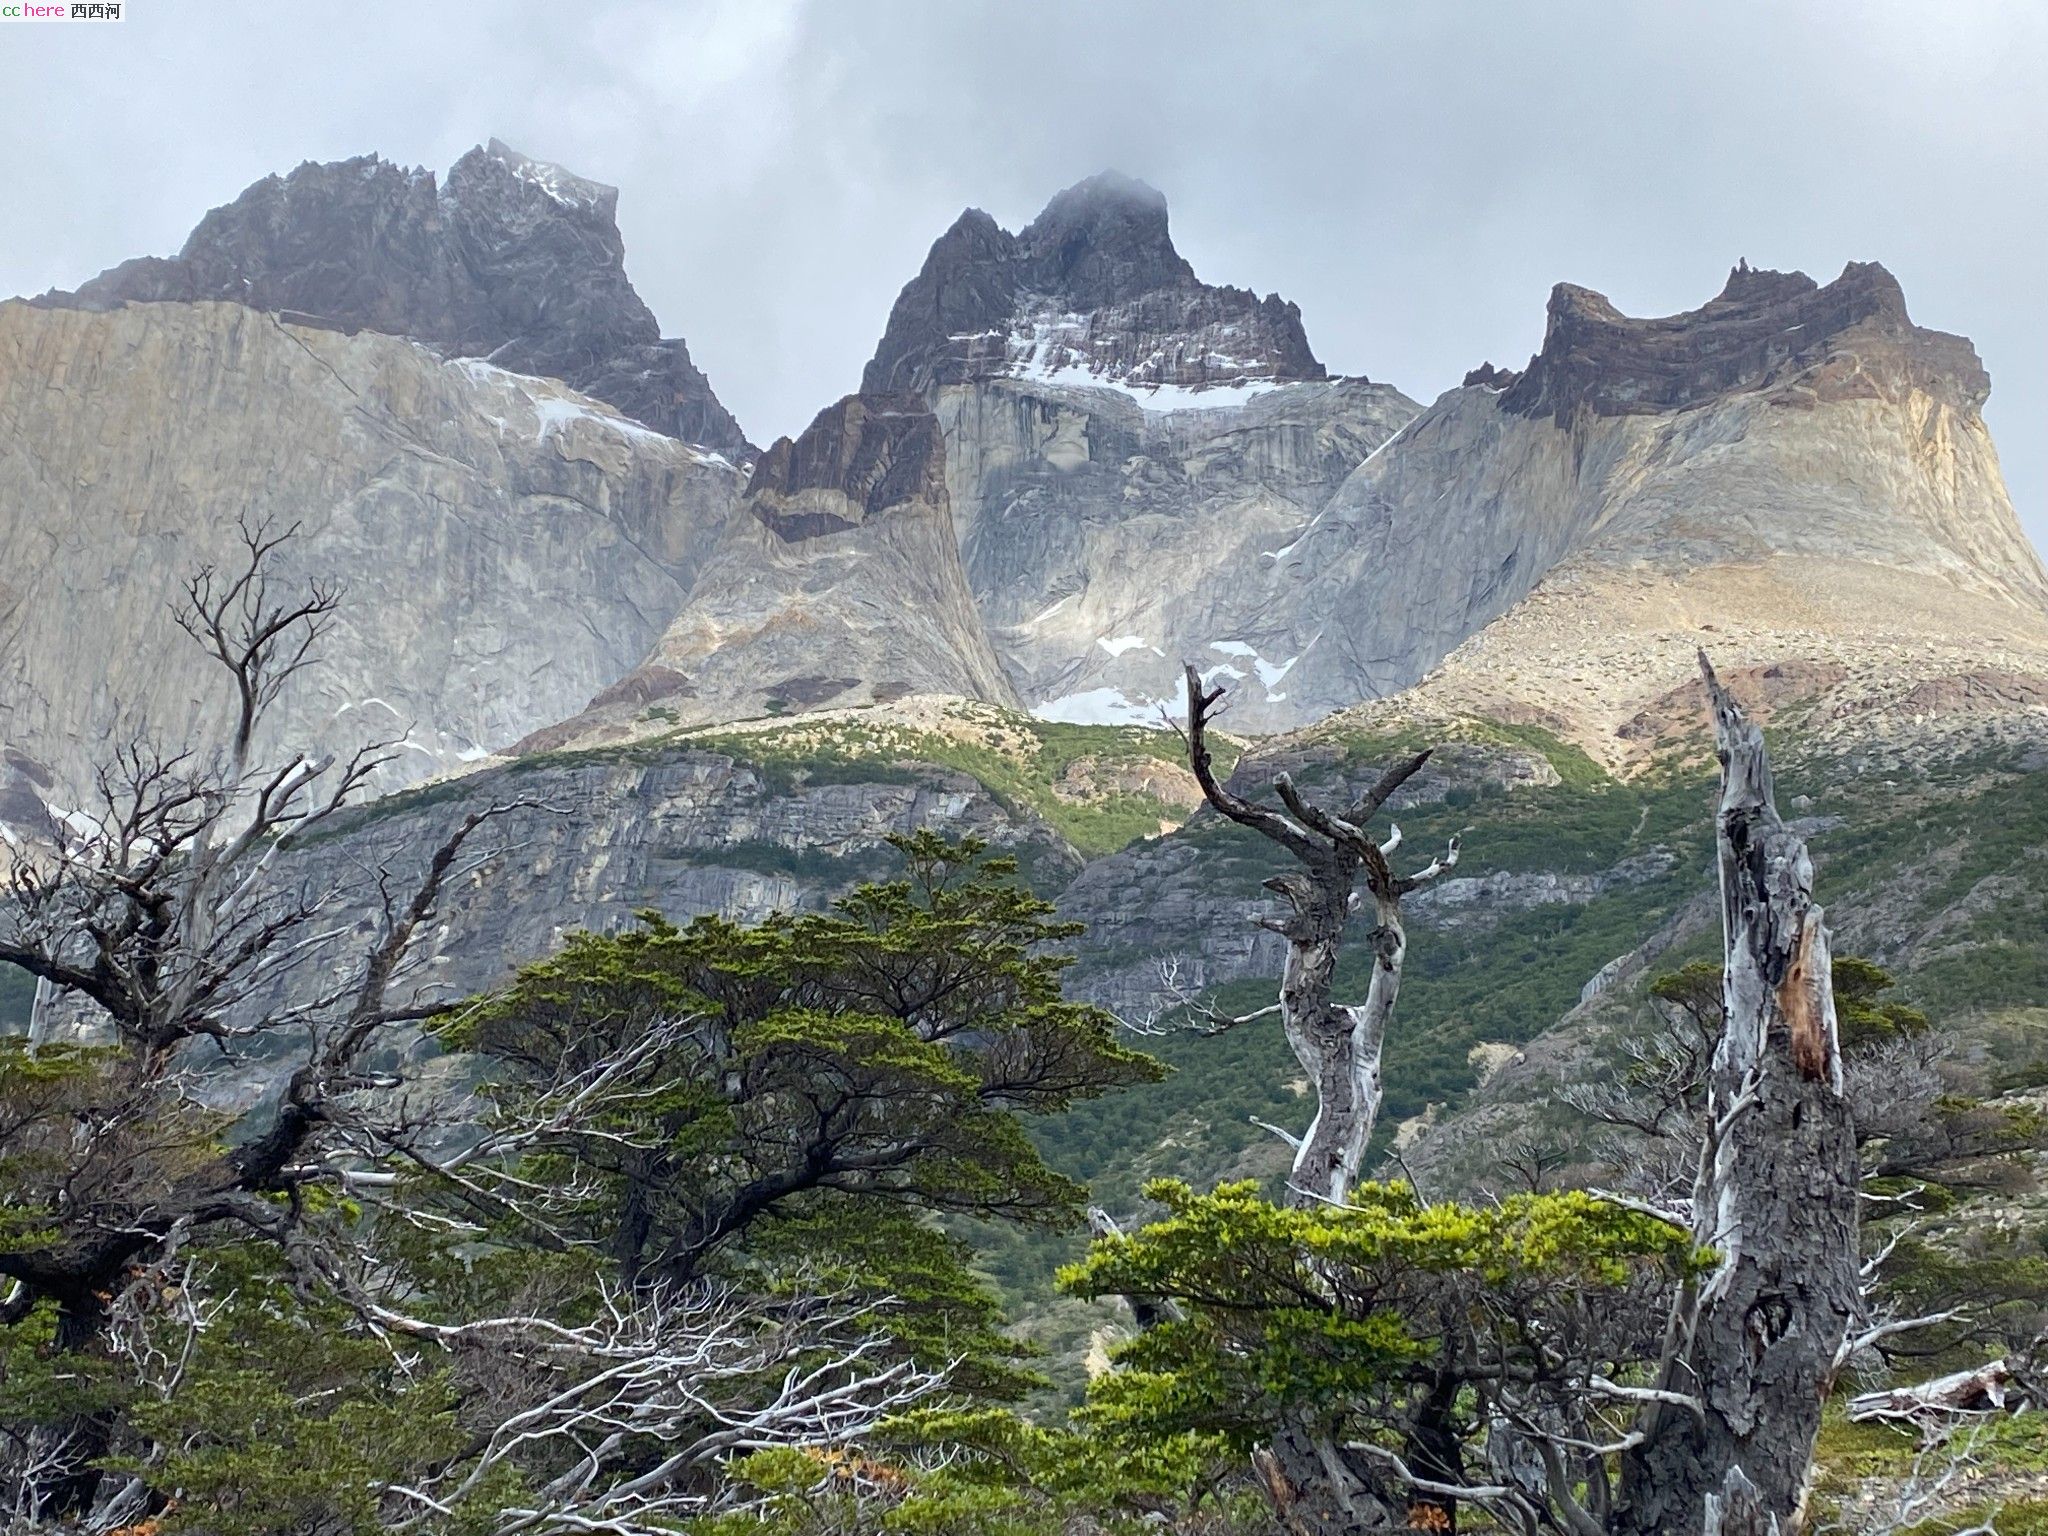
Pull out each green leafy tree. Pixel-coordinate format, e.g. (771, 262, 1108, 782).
(420, 833, 1161, 1394)
(0, 531, 1168, 1536)
(1059, 1179, 1698, 1529)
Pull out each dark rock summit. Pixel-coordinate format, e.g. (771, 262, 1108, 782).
(32, 139, 755, 460)
(744, 393, 948, 543)
(1500, 259, 1990, 424)
(861, 171, 1327, 395)
(1462, 361, 1521, 390)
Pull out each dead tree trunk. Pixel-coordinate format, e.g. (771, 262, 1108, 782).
(1614, 655, 1860, 1535)
(1180, 664, 1460, 1532)
(1181, 665, 1457, 1209)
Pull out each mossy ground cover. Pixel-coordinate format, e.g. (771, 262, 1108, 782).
(1811, 1404, 2048, 1534)
(676, 707, 1242, 859)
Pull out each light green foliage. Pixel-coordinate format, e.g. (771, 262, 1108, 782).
(701, 1407, 1251, 1536)
(0, 1245, 478, 1536)
(1058, 1179, 1697, 1454)
(1, 836, 1168, 1529)
(111, 1249, 470, 1536)
(676, 707, 1237, 860)
(0, 1037, 229, 1260)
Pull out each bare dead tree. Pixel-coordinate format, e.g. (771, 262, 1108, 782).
(1176, 663, 1461, 1533)
(1120, 656, 1867, 1536)
(1178, 662, 1459, 1209)
(0, 520, 531, 1521)
(1610, 654, 1862, 1536)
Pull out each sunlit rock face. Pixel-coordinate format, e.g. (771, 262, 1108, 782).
(1186, 260, 2048, 732)
(0, 298, 741, 810)
(32, 139, 754, 461)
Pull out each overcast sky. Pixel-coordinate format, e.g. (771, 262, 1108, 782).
(4, 1, 2044, 554)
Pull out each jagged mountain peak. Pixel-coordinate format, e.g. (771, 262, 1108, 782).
(1015, 171, 1193, 305)
(861, 171, 1324, 396)
(1501, 258, 1987, 423)
(1711, 257, 1820, 306)
(467, 137, 619, 218)
(28, 140, 754, 460)
(1030, 168, 1170, 220)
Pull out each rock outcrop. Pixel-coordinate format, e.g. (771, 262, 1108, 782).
(0, 299, 741, 808)
(32, 140, 754, 461)
(536, 394, 1017, 746)
(254, 740, 1079, 1027)
(1036, 266, 2048, 1025)
(1501, 258, 1989, 422)
(868, 236, 2043, 737)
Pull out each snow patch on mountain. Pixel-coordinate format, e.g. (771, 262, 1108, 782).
(1032, 688, 1177, 728)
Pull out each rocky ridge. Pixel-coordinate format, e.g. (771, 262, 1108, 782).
(32, 139, 754, 461)
(1499, 258, 1990, 422)
(1184, 260, 2048, 731)
(855, 191, 2045, 739)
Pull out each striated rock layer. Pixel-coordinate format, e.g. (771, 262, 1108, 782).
(0, 299, 742, 810)
(32, 139, 754, 461)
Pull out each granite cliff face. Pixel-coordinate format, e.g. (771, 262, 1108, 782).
(934, 375, 1417, 722)
(224, 739, 1078, 1045)
(0, 299, 741, 810)
(1023, 259, 2048, 1032)
(33, 140, 753, 461)
(535, 394, 1018, 747)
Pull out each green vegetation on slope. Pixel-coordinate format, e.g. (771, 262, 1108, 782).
(676, 704, 1241, 858)
(981, 737, 2048, 1383)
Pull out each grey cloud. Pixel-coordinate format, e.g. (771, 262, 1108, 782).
(3, 0, 2043, 550)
